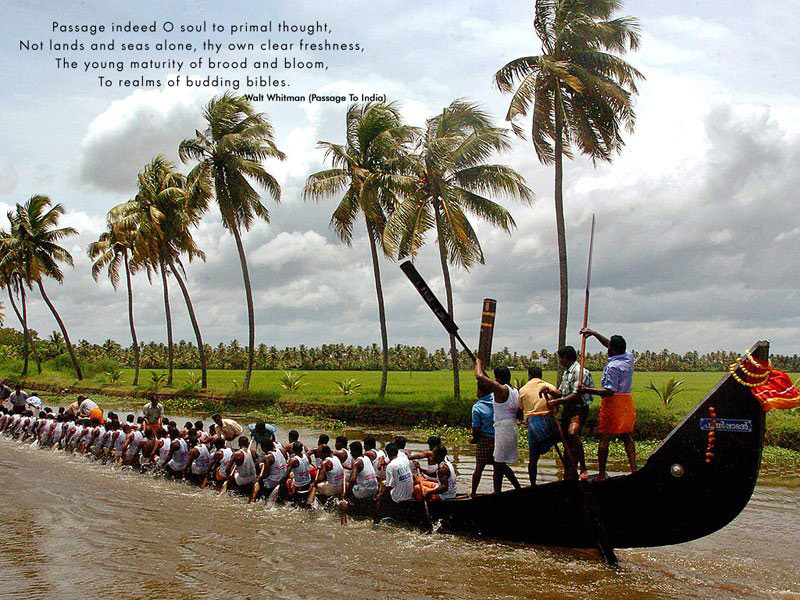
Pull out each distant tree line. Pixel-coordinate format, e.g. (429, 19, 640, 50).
(1, 327, 797, 373)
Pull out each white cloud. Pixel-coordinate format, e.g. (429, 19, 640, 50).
(77, 88, 211, 192)
(709, 229, 734, 245)
(266, 125, 323, 189)
(250, 230, 345, 269)
(259, 279, 341, 309)
(656, 15, 732, 42)
(775, 227, 800, 242)
(527, 303, 546, 316)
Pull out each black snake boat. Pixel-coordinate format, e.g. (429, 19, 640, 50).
(345, 340, 772, 550)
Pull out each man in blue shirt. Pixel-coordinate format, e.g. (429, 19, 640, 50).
(578, 328, 637, 481)
(469, 381, 495, 496)
(248, 421, 277, 454)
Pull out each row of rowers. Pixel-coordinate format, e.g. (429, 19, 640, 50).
(0, 400, 458, 505)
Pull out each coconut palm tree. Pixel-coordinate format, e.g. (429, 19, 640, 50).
(48, 330, 66, 355)
(179, 93, 286, 391)
(114, 155, 210, 388)
(0, 232, 31, 374)
(494, 0, 643, 352)
(88, 211, 143, 385)
(384, 99, 533, 399)
(5, 195, 82, 379)
(303, 102, 416, 398)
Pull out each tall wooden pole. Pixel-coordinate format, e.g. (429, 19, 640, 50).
(578, 215, 596, 376)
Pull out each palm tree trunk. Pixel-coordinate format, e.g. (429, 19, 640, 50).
(433, 202, 460, 401)
(20, 287, 30, 376)
(7, 286, 29, 376)
(366, 220, 389, 398)
(123, 252, 140, 386)
(36, 279, 82, 380)
(554, 108, 569, 358)
(230, 225, 255, 391)
(159, 260, 174, 387)
(170, 262, 208, 389)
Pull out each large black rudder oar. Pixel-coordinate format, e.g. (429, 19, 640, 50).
(400, 261, 476, 362)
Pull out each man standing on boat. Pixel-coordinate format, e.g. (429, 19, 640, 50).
(9, 385, 28, 415)
(518, 365, 560, 485)
(77, 396, 99, 417)
(142, 395, 163, 435)
(541, 346, 594, 480)
(578, 329, 637, 480)
(469, 381, 495, 496)
(248, 420, 276, 452)
(474, 359, 522, 494)
(212, 413, 243, 447)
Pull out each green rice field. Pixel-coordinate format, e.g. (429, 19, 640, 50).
(2, 365, 735, 412)
(4, 365, 798, 450)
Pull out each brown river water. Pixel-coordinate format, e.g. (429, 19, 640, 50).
(0, 419, 798, 599)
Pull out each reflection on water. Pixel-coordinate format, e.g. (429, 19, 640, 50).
(0, 423, 798, 599)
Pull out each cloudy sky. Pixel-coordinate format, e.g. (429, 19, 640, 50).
(1, 0, 799, 355)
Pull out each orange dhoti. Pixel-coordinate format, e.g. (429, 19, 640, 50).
(598, 393, 636, 434)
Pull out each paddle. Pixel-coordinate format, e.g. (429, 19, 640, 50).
(266, 482, 281, 505)
(307, 482, 318, 507)
(548, 406, 578, 479)
(400, 261, 476, 362)
(420, 485, 433, 534)
(578, 214, 596, 383)
(341, 480, 348, 525)
(220, 466, 236, 495)
(549, 433, 568, 473)
(250, 463, 266, 503)
(200, 461, 214, 490)
(412, 467, 435, 534)
(373, 481, 384, 525)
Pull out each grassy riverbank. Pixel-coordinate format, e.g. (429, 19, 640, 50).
(3, 366, 799, 450)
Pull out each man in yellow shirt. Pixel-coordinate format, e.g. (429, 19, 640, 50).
(212, 413, 243, 447)
(518, 366, 560, 485)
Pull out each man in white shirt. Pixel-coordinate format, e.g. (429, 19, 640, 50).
(142, 395, 164, 435)
(9, 385, 28, 414)
(77, 396, 99, 416)
(26, 393, 43, 411)
(380, 443, 415, 504)
(393, 435, 411, 463)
